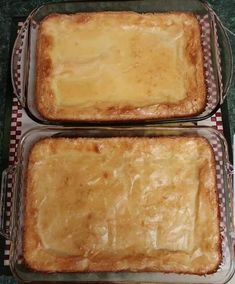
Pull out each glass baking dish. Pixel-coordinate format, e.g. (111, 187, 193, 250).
(11, 0, 233, 125)
(0, 126, 234, 283)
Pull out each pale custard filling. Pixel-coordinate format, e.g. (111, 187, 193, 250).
(44, 17, 187, 108)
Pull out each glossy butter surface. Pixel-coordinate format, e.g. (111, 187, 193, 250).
(24, 137, 221, 274)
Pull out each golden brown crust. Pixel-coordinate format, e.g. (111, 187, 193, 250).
(36, 21, 55, 117)
(36, 12, 206, 121)
(23, 136, 221, 274)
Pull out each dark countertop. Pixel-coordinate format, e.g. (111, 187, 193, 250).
(0, 0, 234, 283)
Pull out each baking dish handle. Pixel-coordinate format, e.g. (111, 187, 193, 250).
(0, 166, 16, 240)
(11, 19, 30, 108)
(211, 11, 233, 104)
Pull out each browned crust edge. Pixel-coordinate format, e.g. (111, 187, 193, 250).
(200, 137, 222, 274)
(35, 12, 207, 122)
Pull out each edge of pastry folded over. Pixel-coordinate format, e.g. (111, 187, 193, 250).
(23, 136, 221, 274)
(36, 12, 206, 121)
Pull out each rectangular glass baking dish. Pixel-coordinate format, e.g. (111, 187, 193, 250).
(11, 0, 233, 125)
(0, 126, 235, 283)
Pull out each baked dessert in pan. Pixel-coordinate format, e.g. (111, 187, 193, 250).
(24, 136, 221, 274)
(36, 12, 206, 121)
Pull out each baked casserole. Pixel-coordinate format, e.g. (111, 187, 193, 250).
(36, 12, 206, 121)
(24, 136, 221, 274)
